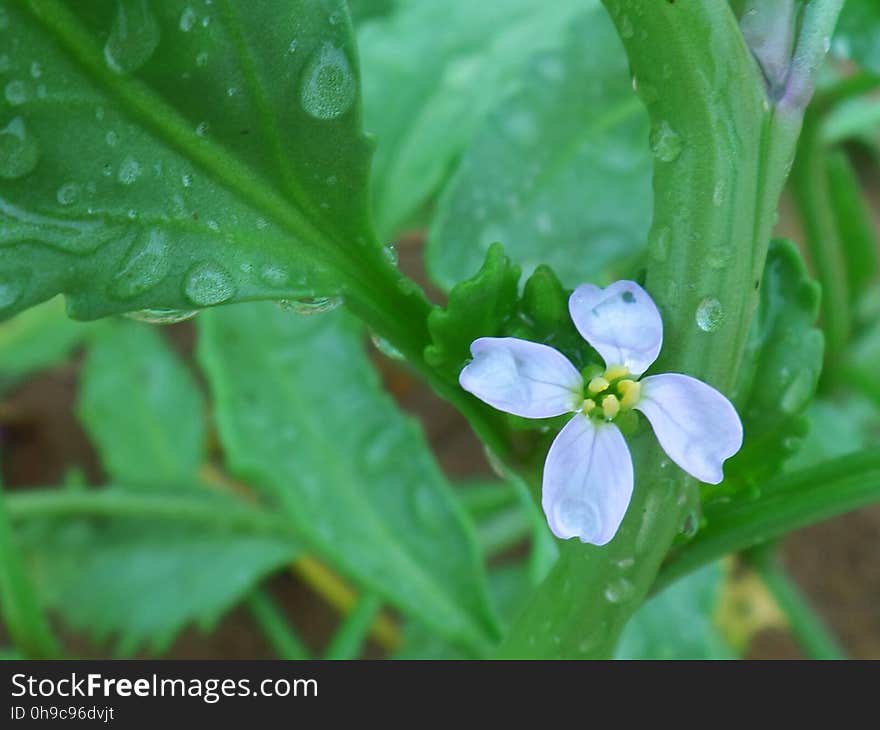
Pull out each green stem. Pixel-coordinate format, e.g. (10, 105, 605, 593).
(0, 481, 61, 658)
(499, 0, 835, 659)
(746, 544, 845, 660)
(323, 593, 382, 660)
(655, 451, 880, 593)
(246, 588, 310, 660)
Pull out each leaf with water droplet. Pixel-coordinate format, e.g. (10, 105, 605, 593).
(198, 303, 499, 648)
(720, 240, 824, 494)
(0, 1, 382, 321)
(427, 9, 650, 289)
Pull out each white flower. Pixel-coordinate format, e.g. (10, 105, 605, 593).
(459, 280, 743, 546)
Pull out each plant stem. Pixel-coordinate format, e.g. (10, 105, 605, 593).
(655, 450, 880, 593)
(499, 0, 839, 659)
(246, 588, 310, 660)
(746, 544, 845, 660)
(323, 593, 382, 660)
(0, 481, 61, 659)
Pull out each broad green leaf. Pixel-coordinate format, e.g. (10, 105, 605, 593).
(197, 303, 498, 648)
(0, 0, 378, 321)
(724, 240, 824, 489)
(19, 508, 297, 655)
(77, 319, 205, 485)
(0, 296, 92, 389)
(359, 0, 590, 237)
(616, 562, 734, 660)
(425, 243, 519, 379)
(427, 9, 650, 289)
(834, 0, 880, 74)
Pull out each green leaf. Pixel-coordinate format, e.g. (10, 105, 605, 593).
(834, 0, 880, 74)
(20, 512, 296, 655)
(424, 243, 520, 378)
(359, 0, 590, 237)
(427, 8, 650, 290)
(0, 0, 379, 321)
(77, 319, 205, 484)
(724, 240, 824, 489)
(197, 303, 498, 648)
(617, 562, 735, 660)
(0, 296, 92, 390)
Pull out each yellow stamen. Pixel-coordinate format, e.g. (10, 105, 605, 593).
(581, 399, 596, 415)
(602, 394, 620, 420)
(617, 379, 641, 409)
(604, 365, 630, 381)
(588, 376, 609, 394)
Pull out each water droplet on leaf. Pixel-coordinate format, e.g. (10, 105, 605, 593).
(370, 332, 404, 360)
(104, 0, 161, 74)
(695, 297, 724, 332)
(125, 308, 198, 325)
(649, 120, 683, 162)
(300, 43, 356, 120)
(4, 80, 28, 106)
(278, 296, 342, 315)
(117, 155, 142, 185)
(56, 182, 80, 206)
(184, 261, 236, 306)
(0, 117, 39, 179)
(110, 228, 170, 300)
(604, 577, 635, 604)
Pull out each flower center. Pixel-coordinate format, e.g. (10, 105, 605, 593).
(580, 365, 641, 421)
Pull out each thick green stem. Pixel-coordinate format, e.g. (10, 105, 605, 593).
(499, 0, 831, 659)
(247, 588, 310, 660)
(655, 450, 880, 592)
(323, 593, 382, 660)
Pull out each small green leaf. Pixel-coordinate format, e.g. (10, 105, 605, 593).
(20, 513, 296, 655)
(1, 0, 378, 321)
(424, 243, 519, 378)
(77, 319, 205, 485)
(617, 562, 734, 660)
(834, 0, 880, 74)
(0, 297, 92, 390)
(197, 303, 498, 648)
(724, 240, 824, 489)
(359, 0, 589, 237)
(427, 8, 650, 289)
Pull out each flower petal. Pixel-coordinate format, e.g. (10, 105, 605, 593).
(635, 373, 743, 484)
(568, 280, 663, 376)
(459, 337, 582, 418)
(542, 414, 633, 545)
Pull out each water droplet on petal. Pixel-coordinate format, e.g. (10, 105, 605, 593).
(104, 0, 161, 74)
(300, 43, 356, 120)
(0, 116, 39, 179)
(278, 296, 342, 315)
(649, 120, 683, 162)
(695, 297, 724, 332)
(110, 228, 170, 300)
(184, 261, 236, 306)
(125, 308, 198, 325)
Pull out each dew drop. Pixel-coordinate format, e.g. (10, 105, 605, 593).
(0, 275, 24, 311)
(259, 264, 289, 287)
(706, 244, 732, 269)
(651, 225, 671, 262)
(181, 173, 193, 187)
(195, 51, 208, 67)
(56, 182, 80, 206)
(300, 43, 356, 120)
(105, 130, 119, 147)
(0, 117, 39, 179)
(179, 6, 197, 32)
(104, 0, 161, 74)
(125, 308, 198, 325)
(110, 228, 170, 300)
(278, 296, 342, 315)
(370, 332, 404, 360)
(382, 243, 398, 267)
(195, 120, 209, 137)
(287, 39, 298, 54)
(117, 155, 142, 185)
(649, 120, 683, 162)
(4, 80, 28, 106)
(695, 296, 724, 332)
(604, 577, 635, 604)
(29, 61, 42, 79)
(183, 261, 236, 306)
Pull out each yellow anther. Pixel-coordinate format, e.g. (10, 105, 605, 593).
(617, 379, 642, 409)
(604, 365, 630, 381)
(588, 376, 609, 394)
(602, 394, 620, 420)
(581, 399, 596, 415)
